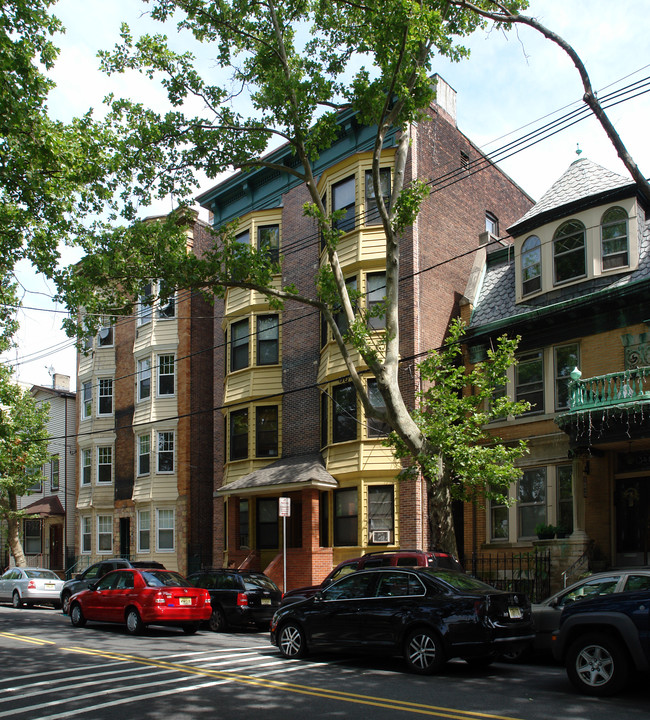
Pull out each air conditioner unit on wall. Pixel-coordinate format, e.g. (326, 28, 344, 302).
(371, 530, 392, 544)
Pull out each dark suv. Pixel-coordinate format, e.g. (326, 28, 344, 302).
(60, 558, 165, 614)
(282, 549, 463, 604)
(187, 569, 283, 632)
(552, 588, 650, 695)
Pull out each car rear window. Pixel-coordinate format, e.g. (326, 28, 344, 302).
(242, 574, 278, 592)
(423, 570, 496, 593)
(142, 571, 191, 588)
(25, 569, 59, 580)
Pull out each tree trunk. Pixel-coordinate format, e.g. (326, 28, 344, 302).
(426, 458, 458, 557)
(4, 491, 26, 567)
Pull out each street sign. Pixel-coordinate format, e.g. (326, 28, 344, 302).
(279, 497, 291, 517)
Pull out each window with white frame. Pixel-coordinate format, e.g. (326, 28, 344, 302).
(368, 485, 394, 543)
(81, 516, 92, 553)
(554, 344, 579, 411)
(485, 212, 499, 235)
(97, 446, 113, 484)
(138, 434, 151, 475)
(601, 206, 629, 269)
(518, 468, 547, 538)
(521, 235, 541, 295)
(81, 448, 91, 485)
(554, 220, 586, 284)
(138, 282, 153, 325)
(138, 510, 151, 552)
(364, 168, 391, 225)
(97, 324, 113, 347)
(157, 508, 175, 551)
(51, 456, 60, 492)
(516, 351, 544, 415)
(98, 378, 113, 415)
(138, 358, 151, 401)
(97, 515, 113, 553)
(157, 355, 175, 396)
(157, 431, 174, 473)
(24, 519, 41, 554)
(82, 381, 92, 419)
(158, 280, 176, 318)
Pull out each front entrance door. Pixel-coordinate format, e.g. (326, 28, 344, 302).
(119, 518, 131, 558)
(615, 477, 650, 566)
(49, 524, 63, 570)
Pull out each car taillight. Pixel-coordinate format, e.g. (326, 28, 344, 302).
(236, 592, 248, 607)
(154, 591, 166, 604)
(27, 581, 36, 590)
(474, 600, 487, 619)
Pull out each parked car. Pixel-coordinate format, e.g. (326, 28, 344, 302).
(186, 569, 283, 632)
(0, 567, 64, 609)
(552, 587, 650, 696)
(282, 549, 464, 604)
(68, 568, 211, 635)
(503, 568, 650, 661)
(60, 558, 165, 614)
(271, 567, 533, 674)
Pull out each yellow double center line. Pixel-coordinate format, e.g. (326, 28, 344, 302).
(64, 646, 524, 720)
(0, 631, 56, 646)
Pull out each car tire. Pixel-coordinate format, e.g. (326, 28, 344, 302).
(70, 603, 87, 628)
(12, 591, 23, 609)
(403, 627, 445, 675)
(566, 633, 630, 696)
(208, 606, 227, 633)
(277, 622, 307, 659)
(61, 591, 71, 615)
(125, 608, 145, 635)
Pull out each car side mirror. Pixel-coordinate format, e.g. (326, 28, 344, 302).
(314, 590, 324, 602)
(75, 573, 82, 580)
(89, 581, 99, 591)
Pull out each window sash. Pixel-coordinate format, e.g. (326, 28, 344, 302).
(158, 280, 176, 318)
(81, 516, 92, 553)
(601, 208, 628, 269)
(51, 457, 60, 491)
(98, 379, 113, 415)
(82, 381, 92, 419)
(516, 352, 544, 414)
(257, 225, 280, 263)
(81, 449, 91, 485)
(367, 379, 390, 437)
(138, 358, 151, 400)
(333, 277, 357, 337)
(97, 447, 113, 484)
(231, 319, 250, 371)
(333, 383, 357, 443)
(255, 406, 278, 457)
(332, 176, 356, 232)
(97, 515, 113, 552)
(554, 222, 586, 283)
(138, 510, 151, 552)
(554, 344, 579, 411)
(334, 488, 358, 546)
(158, 355, 175, 396)
(157, 432, 174, 473)
(24, 519, 41, 554)
(157, 509, 175, 551)
(138, 282, 153, 325)
(138, 434, 151, 476)
(521, 236, 541, 295)
(368, 486, 394, 534)
(97, 325, 113, 347)
(364, 168, 391, 225)
(257, 314, 279, 365)
(230, 409, 249, 460)
(518, 468, 547, 538)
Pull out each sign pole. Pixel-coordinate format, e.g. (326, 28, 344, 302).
(278, 497, 291, 593)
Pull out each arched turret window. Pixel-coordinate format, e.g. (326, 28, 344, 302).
(553, 220, 585, 284)
(601, 206, 629, 269)
(521, 235, 541, 295)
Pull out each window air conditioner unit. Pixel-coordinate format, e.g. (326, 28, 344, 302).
(371, 530, 392, 544)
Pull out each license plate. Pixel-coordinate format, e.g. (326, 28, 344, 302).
(179, 597, 192, 606)
(508, 606, 522, 619)
(45, 583, 55, 589)
(261, 598, 271, 605)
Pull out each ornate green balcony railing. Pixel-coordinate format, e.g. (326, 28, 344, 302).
(567, 367, 650, 411)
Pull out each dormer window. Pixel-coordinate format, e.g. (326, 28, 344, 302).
(553, 220, 585, 284)
(601, 206, 628, 269)
(521, 235, 541, 295)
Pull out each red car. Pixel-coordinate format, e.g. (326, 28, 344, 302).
(68, 568, 211, 635)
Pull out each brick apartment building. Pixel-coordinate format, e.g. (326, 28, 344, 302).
(75, 214, 216, 575)
(460, 156, 650, 591)
(197, 76, 533, 591)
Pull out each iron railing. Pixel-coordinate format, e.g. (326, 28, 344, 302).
(464, 549, 551, 602)
(567, 366, 650, 411)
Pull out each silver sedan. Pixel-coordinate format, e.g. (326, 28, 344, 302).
(0, 567, 64, 608)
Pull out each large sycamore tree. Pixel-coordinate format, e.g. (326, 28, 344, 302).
(59, 0, 533, 555)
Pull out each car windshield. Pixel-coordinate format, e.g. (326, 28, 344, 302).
(25, 569, 59, 580)
(422, 569, 496, 593)
(142, 571, 191, 588)
(242, 574, 278, 591)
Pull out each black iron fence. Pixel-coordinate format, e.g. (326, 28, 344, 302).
(463, 548, 551, 603)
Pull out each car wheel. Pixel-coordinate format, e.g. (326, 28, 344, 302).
(403, 628, 445, 675)
(125, 608, 145, 635)
(208, 606, 227, 632)
(566, 633, 629, 696)
(61, 592, 71, 615)
(70, 603, 87, 628)
(12, 591, 23, 609)
(278, 622, 307, 659)
(182, 623, 199, 635)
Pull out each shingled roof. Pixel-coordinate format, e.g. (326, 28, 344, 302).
(509, 157, 634, 235)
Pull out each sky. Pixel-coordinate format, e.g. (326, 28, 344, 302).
(5, 0, 650, 391)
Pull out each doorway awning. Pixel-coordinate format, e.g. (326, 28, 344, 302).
(22, 495, 65, 517)
(216, 454, 338, 497)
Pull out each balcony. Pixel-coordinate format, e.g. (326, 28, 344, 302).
(556, 367, 650, 449)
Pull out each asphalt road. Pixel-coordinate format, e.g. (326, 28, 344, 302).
(1, 604, 649, 720)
